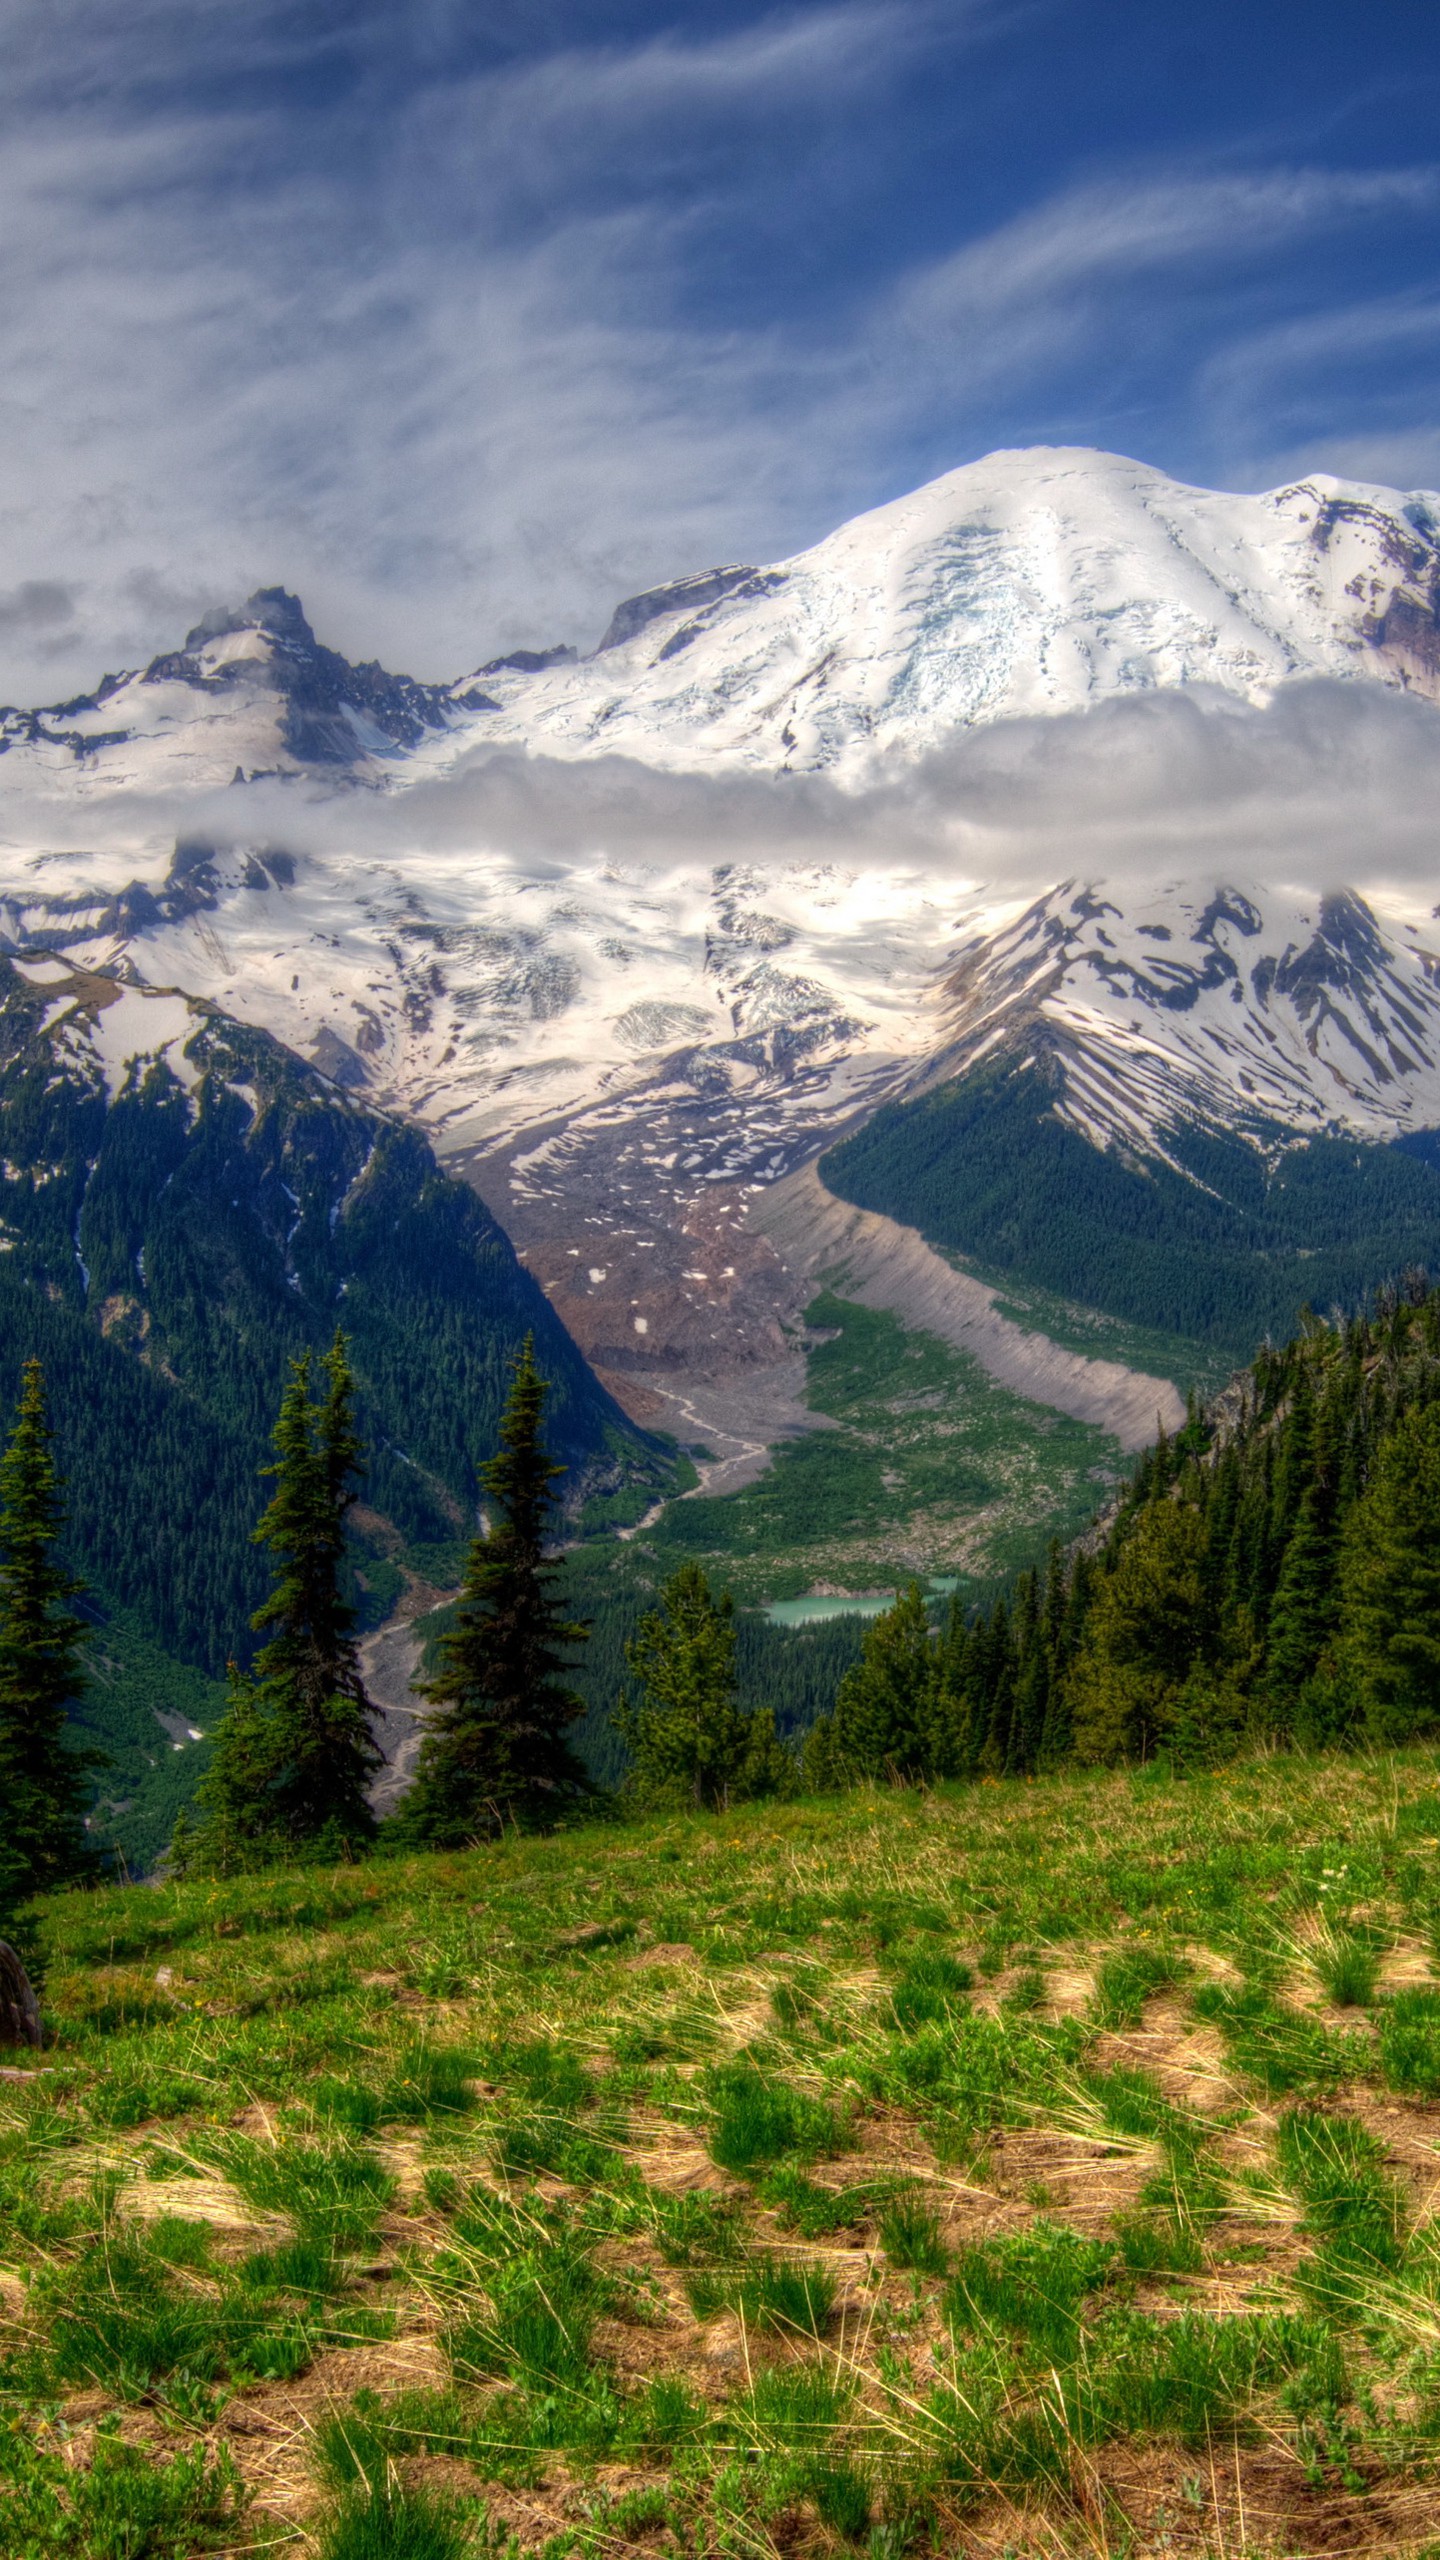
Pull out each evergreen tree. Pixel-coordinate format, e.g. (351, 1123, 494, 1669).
(181, 1332, 378, 1870)
(1006, 1567, 1049, 1774)
(975, 1594, 1016, 1775)
(1265, 1489, 1339, 1721)
(1068, 1500, 1208, 1764)
(1339, 1401, 1440, 1740)
(1202, 1446, 1242, 1625)
(1224, 1445, 1268, 1631)
(0, 1361, 94, 1895)
(250, 1332, 378, 1851)
(1268, 1371, 1315, 1558)
(403, 1337, 590, 1841)
(1038, 1551, 1093, 1766)
(617, 1561, 791, 1810)
(180, 1666, 283, 1875)
(931, 1597, 975, 1776)
(815, 1584, 939, 1784)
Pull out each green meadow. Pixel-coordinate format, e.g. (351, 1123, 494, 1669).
(6, 1750, 1440, 2556)
(623, 1294, 1128, 1604)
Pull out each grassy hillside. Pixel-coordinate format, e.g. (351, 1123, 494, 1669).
(6, 1755, 1440, 2555)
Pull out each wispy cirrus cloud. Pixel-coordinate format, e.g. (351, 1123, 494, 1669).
(901, 164, 1439, 331)
(871, 164, 1440, 467)
(0, 0, 1434, 705)
(1196, 289, 1440, 491)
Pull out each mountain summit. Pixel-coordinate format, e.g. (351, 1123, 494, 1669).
(0, 583, 494, 786)
(431, 444, 1440, 780)
(5, 445, 1440, 1450)
(2, 446, 1438, 793)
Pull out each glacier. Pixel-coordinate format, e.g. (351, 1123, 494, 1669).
(3, 442, 1440, 1445)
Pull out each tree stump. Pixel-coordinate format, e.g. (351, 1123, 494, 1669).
(0, 1941, 42, 2047)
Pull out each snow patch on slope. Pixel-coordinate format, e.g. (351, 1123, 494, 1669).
(935, 882, 1440, 1153)
(418, 449, 1440, 782)
(83, 988, 203, 1100)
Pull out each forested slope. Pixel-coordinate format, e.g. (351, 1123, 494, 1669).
(0, 961, 669, 1850)
(822, 1051, 1440, 1360)
(810, 1276, 1440, 1788)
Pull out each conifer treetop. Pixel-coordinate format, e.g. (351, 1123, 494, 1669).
(403, 1333, 591, 1843)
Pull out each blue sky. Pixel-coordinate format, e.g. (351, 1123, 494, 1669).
(0, 0, 1436, 697)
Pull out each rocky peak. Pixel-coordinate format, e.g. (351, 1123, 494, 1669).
(183, 587, 318, 653)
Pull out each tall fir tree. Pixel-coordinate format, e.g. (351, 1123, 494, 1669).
(182, 1331, 378, 1869)
(1037, 1550, 1094, 1767)
(809, 1583, 940, 1784)
(617, 1560, 790, 1810)
(403, 1337, 590, 1841)
(975, 1594, 1016, 1775)
(933, 1597, 976, 1776)
(250, 1331, 378, 1850)
(0, 1361, 94, 1896)
(1068, 1499, 1209, 1764)
(1265, 1488, 1339, 1721)
(1339, 1400, 1440, 1741)
(180, 1665, 285, 1876)
(1006, 1567, 1049, 1774)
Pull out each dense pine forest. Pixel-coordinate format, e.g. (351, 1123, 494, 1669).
(823, 1050, 1440, 1357)
(809, 1272, 1440, 1790)
(0, 959, 663, 1677)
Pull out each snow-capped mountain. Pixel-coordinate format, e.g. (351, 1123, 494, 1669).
(2, 447, 1438, 797)
(930, 884, 1440, 1159)
(0, 586, 493, 792)
(432, 446, 1440, 779)
(4, 443, 1440, 1435)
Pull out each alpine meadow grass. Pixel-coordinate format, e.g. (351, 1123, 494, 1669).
(6, 1750, 1440, 2554)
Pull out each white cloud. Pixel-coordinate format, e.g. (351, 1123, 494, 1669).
(0, 0, 1432, 707)
(1194, 292, 1440, 492)
(9, 680, 1440, 924)
(0, 8, 958, 696)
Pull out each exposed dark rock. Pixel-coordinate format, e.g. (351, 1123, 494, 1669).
(595, 566, 786, 655)
(310, 1023, 370, 1086)
(477, 645, 578, 675)
(0, 1943, 42, 2048)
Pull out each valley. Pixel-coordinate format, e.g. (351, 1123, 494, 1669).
(3, 443, 1440, 1851)
(604, 1291, 1127, 1604)
(553, 1287, 1130, 1768)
